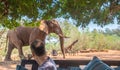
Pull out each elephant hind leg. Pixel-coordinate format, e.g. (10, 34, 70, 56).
(4, 43, 14, 61)
(10, 33, 25, 60)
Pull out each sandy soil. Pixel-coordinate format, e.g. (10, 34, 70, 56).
(0, 50, 120, 70)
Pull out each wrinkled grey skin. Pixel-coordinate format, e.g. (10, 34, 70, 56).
(4, 19, 65, 61)
(4, 26, 34, 61)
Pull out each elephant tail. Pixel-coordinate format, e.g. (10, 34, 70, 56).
(4, 33, 8, 52)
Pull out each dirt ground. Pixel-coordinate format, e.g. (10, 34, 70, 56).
(0, 50, 120, 70)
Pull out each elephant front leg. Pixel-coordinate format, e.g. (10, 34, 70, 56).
(18, 47, 26, 60)
(14, 40, 26, 60)
(4, 44, 14, 61)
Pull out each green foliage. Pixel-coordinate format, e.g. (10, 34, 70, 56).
(1, 0, 120, 29)
(104, 27, 120, 37)
(46, 33, 59, 51)
(78, 29, 120, 50)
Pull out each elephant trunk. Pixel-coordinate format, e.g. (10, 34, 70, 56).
(47, 19, 66, 58)
(59, 35, 65, 58)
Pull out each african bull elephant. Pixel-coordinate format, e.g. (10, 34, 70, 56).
(4, 19, 66, 61)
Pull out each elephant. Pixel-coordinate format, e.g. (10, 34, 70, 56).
(4, 19, 66, 61)
(4, 27, 34, 61)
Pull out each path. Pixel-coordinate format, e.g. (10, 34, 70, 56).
(0, 50, 120, 70)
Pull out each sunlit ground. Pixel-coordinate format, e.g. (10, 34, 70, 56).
(0, 49, 120, 70)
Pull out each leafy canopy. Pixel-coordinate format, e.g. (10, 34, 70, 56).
(0, 0, 120, 29)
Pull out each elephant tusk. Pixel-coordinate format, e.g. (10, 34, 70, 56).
(63, 36, 70, 38)
(58, 34, 70, 38)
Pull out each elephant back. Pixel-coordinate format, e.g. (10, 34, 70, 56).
(15, 26, 34, 46)
(29, 27, 47, 44)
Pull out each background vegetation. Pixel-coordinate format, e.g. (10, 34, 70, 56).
(45, 20, 120, 52)
(0, 0, 120, 61)
(0, 20, 120, 61)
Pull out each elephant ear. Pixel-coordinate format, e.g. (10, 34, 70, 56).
(39, 20, 49, 34)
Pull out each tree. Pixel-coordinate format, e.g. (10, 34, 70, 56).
(1, 0, 120, 29)
(104, 26, 120, 37)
